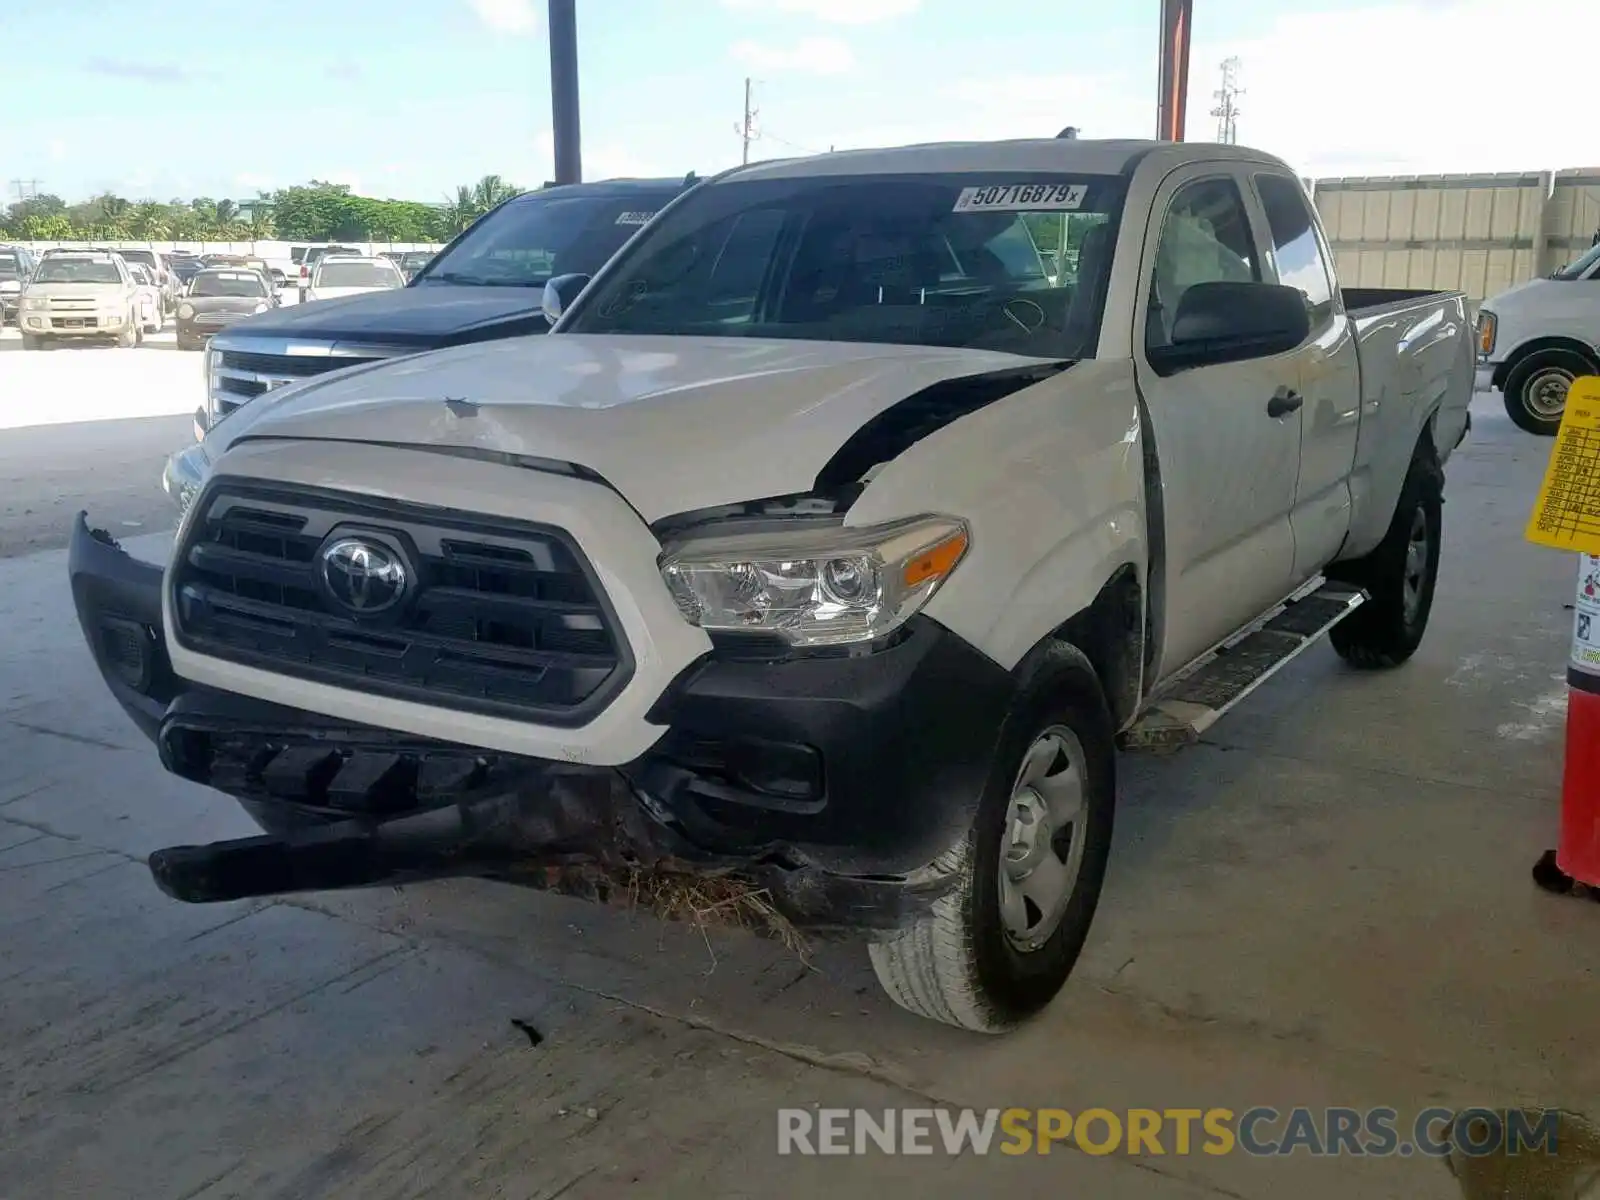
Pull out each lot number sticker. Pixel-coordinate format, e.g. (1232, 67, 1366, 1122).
(615, 211, 657, 225)
(953, 184, 1087, 213)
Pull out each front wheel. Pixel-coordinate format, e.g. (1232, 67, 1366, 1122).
(868, 644, 1116, 1033)
(1328, 445, 1444, 669)
(117, 317, 139, 348)
(20, 333, 44, 350)
(1503, 349, 1596, 436)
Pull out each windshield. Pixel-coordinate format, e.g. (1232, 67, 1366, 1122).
(563, 173, 1124, 358)
(0, 254, 19, 279)
(34, 256, 122, 285)
(401, 252, 433, 269)
(119, 250, 157, 271)
(191, 271, 268, 298)
(1554, 242, 1600, 281)
(418, 189, 677, 288)
(315, 261, 402, 288)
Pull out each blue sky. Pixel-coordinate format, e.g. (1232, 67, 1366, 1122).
(1, 0, 1587, 206)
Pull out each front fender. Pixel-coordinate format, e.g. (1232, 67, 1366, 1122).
(845, 359, 1147, 672)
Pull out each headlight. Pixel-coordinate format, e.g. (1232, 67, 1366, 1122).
(162, 443, 212, 517)
(1477, 309, 1497, 356)
(659, 516, 969, 648)
(20, 296, 47, 310)
(252, 301, 268, 313)
(178, 303, 194, 319)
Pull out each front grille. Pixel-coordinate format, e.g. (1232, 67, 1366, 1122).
(170, 482, 633, 726)
(219, 349, 379, 377)
(212, 348, 385, 415)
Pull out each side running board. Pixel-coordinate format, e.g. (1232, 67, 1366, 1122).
(1118, 576, 1366, 752)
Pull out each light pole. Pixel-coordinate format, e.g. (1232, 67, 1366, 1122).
(549, 0, 581, 183)
(1157, 0, 1194, 141)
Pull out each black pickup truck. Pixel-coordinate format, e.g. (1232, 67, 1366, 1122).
(190, 175, 698, 439)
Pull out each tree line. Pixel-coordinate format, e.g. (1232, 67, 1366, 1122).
(0, 175, 524, 243)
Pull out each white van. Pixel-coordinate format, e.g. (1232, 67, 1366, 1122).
(1476, 241, 1600, 435)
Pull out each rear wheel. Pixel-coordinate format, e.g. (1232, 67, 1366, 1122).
(1503, 349, 1596, 436)
(868, 644, 1116, 1033)
(1328, 443, 1444, 669)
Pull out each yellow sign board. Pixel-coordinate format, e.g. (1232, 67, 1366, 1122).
(1526, 376, 1600, 554)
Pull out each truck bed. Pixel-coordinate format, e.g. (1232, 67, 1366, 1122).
(1341, 286, 1455, 317)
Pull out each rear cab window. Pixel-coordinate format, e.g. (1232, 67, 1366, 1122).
(1253, 173, 1336, 324)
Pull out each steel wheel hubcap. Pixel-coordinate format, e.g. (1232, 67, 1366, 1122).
(1000, 725, 1088, 952)
(1526, 368, 1572, 418)
(1402, 507, 1428, 623)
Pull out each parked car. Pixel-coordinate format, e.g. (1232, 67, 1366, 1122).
(191, 176, 697, 435)
(303, 254, 405, 303)
(296, 244, 364, 292)
(16, 249, 142, 348)
(0, 244, 37, 325)
(127, 263, 166, 333)
(168, 256, 205, 287)
(1475, 241, 1600, 435)
(114, 248, 177, 313)
(397, 250, 434, 282)
(70, 139, 1474, 1032)
(200, 253, 280, 287)
(175, 267, 279, 351)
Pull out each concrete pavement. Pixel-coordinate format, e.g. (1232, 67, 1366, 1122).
(0, 391, 1591, 1198)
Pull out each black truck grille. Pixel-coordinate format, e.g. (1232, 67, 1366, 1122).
(170, 481, 633, 725)
(218, 349, 379, 377)
(212, 350, 385, 416)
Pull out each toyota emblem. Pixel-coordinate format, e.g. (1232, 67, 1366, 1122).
(320, 537, 409, 614)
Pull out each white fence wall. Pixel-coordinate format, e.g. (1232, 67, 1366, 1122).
(15, 240, 445, 261)
(1310, 167, 1600, 302)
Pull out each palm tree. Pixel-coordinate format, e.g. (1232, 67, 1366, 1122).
(215, 198, 239, 227)
(95, 193, 130, 223)
(130, 202, 171, 241)
(445, 186, 479, 234)
(471, 174, 519, 214)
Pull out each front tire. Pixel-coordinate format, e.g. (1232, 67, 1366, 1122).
(1503, 349, 1595, 436)
(1328, 443, 1444, 669)
(117, 317, 139, 348)
(20, 333, 43, 350)
(868, 644, 1116, 1033)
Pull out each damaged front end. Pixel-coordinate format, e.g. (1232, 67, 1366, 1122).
(67, 513, 991, 936)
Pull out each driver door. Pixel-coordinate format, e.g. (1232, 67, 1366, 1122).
(1133, 166, 1307, 677)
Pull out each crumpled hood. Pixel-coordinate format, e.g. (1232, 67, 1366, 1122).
(213, 333, 1061, 522)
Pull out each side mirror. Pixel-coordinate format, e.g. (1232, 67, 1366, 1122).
(542, 273, 591, 325)
(1149, 281, 1311, 373)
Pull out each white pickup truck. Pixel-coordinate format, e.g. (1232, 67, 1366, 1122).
(69, 138, 1474, 1033)
(1475, 240, 1600, 435)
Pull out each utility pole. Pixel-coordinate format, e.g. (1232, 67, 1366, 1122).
(735, 77, 759, 165)
(1211, 57, 1243, 145)
(548, 0, 582, 184)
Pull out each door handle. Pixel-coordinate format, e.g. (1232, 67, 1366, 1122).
(1267, 387, 1304, 418)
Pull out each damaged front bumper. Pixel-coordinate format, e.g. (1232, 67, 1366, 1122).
(67, 513, 1015, 935)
